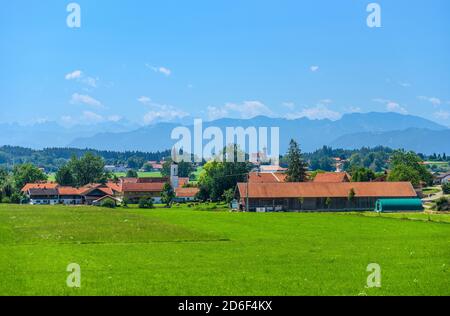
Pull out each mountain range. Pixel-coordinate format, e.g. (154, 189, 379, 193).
(0, 112, 448, 154)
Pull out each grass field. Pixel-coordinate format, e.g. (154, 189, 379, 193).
(0, 204, 449, 296)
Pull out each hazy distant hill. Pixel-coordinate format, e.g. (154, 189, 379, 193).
(68, 112, 448, 153)
(0, 120, 136, 149)
(330, 128, 450, 154)
(0, 112, 446, 153)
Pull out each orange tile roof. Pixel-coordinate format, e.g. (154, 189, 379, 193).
(237, 182, 417, 199)
(248, 172, 287, 183)
(106, 181, 121, 192)
(313, 172, 350, 183)
(78, 184, 114, 196)
(121, 182, 165, 192)
(175, 187, 200, 198)
(178, 177, 190, 187)
(21, 182, 58, 193)
(58, 187, 82, 195)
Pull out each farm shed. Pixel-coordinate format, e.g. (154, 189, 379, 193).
(375, 199, 423, 213)
(236, 182, 418, 212)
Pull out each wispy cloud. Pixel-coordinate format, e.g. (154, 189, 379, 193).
(82, 111, 104, 123)
(60, 112, 120, 126)
(145, 64, 172, 76)
(70, 93, 103, 108)
(372, 98, 407, 114)
(434, 110, 450, 120)
(282, 102, 295, 110)
(398, 82, 411, 88)
(207, 101, 273, 121)
(65, 70, 99, 88)
(138, 96, 188, 124)
(418, 96, 442, 106)
(284, 99, 341, 121)
(310, 65, 320, 72)
(65, 70, 82, 80)
(137, 96, 151, 105)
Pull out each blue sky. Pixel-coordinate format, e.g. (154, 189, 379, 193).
(1, 0, 449, 127)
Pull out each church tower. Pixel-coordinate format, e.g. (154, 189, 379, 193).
(170, 147, 179, 189)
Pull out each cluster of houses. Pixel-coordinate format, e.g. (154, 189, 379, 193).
(21, 163, 199, 206)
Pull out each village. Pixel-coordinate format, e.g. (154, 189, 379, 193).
(15, 142, 450, 213)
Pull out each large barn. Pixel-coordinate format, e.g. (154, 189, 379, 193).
(236, 182, 418, 212)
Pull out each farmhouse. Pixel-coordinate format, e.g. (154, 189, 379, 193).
(22, 182, 124, 205)
(236, 182, 417, 212)
(174, 187, 200, 202)
(434, 172, 450, 185)
(121, 181, 165, 204)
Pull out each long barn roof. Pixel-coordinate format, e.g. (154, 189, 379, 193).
(237, 182, 417, 199)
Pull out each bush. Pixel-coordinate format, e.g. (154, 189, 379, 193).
(122, 198, 130, 208)
(2, 197, 11, 204)
(10, 192, 22, 204)
(443, 183, 450, 195)
(100, 199, 116, 209)
(434, 197, 449, 212)
(138, 197, 154, 209)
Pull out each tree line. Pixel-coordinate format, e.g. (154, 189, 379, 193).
(0, 146, 171, 172)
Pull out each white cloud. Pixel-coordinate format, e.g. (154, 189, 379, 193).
(143, 107, 188, 124)
(137, 96, 152, 105)
(418, 96, 442, 106)
(139, 97, 189, 124)
(60, 113, 121, 126)
(146, 64, 172, 76)
(207, 101, 273, 120)
(82, 76, 98, 88)
(286, 105, 341, 121)
(346, 106, 362, 113)
(82, 111, 104, 123)
(65, 70, 99, 88)
(434, 110, 450, 120)
(107, 115, 122, 122)
(372, 98, 407, 114)
(399, 82, 411, 88)
(310, 66, 320, 72)
(282, 102, 295, 110)
(65, 70, 83, 80)
(70, 93, 103, 108)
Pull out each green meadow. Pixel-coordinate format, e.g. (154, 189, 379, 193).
(0, 204, 448, 296)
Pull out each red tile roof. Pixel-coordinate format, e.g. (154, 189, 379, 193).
(78, 184, 114, 196)
(121, 182, 165, 192)
(248, 172, 287, 183)
(106, 181, 121, 192)
(21, 182, 58, 193)
(237, 182, 417, 199)
(175, 187, 200, 198)
(178, 177, 190, 187)
(313, 172, 350, 183)
(58, 187, 82, 195)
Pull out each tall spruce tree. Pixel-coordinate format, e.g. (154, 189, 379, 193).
(286, 139, 308, 182)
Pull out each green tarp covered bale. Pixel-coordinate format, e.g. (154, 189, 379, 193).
(375, 199, 423, 213)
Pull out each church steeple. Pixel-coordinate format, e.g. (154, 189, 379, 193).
(170, 150, 179, 189)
